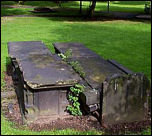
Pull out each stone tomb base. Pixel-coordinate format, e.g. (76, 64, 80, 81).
(8, 41, 81, 123)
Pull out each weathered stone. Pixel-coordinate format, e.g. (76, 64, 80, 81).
(7, 41, 150, 125)
(53, 42, 150, 125)
(102, 73, 150, 125)
(8, 41, 51, 60)
(53, 42, 125, 90)
(7, 41, 81, 123)
(18, 54, 80, 89)
(8, 41, 81, 89)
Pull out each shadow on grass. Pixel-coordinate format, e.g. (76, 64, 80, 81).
(21, 1, 80, 8)
(112, 1, 150, 5)
(37, 15, 150, 25)
(1, 7, 30, 16)
(1, 1, 17, 5)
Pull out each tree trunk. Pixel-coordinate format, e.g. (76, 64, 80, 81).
(88, 1, 96, 18)
(80, 0, 82, 14)
(107, 1, 110, 13)
(55, 1, 61, 7)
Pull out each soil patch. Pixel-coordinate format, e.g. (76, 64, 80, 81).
(1, 95, 103, 132)
(29, 115, 102, 132)
(2, 99, 23, 125)
(104, 120, 151, 135)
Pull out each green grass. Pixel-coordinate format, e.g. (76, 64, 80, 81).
(95, 1, 150, 13)
(1, 7, 33, 16)
(1, 1, 150, 16)
(1, 1, 17, 5)
(1, 16, 151, 135)
(140, 127, 151, 135)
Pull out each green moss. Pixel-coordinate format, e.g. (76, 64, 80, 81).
(69, 61, 85, 78)
(28, 54, 54, 68)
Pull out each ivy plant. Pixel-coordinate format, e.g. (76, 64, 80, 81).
(58, 49, 72, 62)
(67, 84, 84, 116)
(58, 49, 86, 116)
(69, 61, 85, 77)
(58, 49, 85, 78)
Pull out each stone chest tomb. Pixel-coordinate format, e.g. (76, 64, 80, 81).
(8, 41, 150, 125)
(8, 41, 81, 122)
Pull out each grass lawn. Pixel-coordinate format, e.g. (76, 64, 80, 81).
(1, 16, 151, 135)
(1, 1, 150, 16)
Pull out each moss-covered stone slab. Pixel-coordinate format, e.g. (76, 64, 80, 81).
(53, 42, 125, 90)
(71, 57, 125, 90)
(19, 54, 81, 89)
(8, 41, 81, 89)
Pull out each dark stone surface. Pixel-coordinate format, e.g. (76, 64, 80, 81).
(19, 54, 81, 89)
(53, 42, 150, 125)
(53, 42, 100, 58)
(8, 41, 51, 60)
(53, 42, 125, 90)
(72, 57, 125, 90)
(8, 41, 81, 89)
(102, 73, 150, 125)
(107, 59, 133, 74)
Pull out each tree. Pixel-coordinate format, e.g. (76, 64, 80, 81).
(87, 1, 97, 18)
(80, 0, 82, 14)
(54, 1, 62, 7)
(107, 1, 110, 13)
